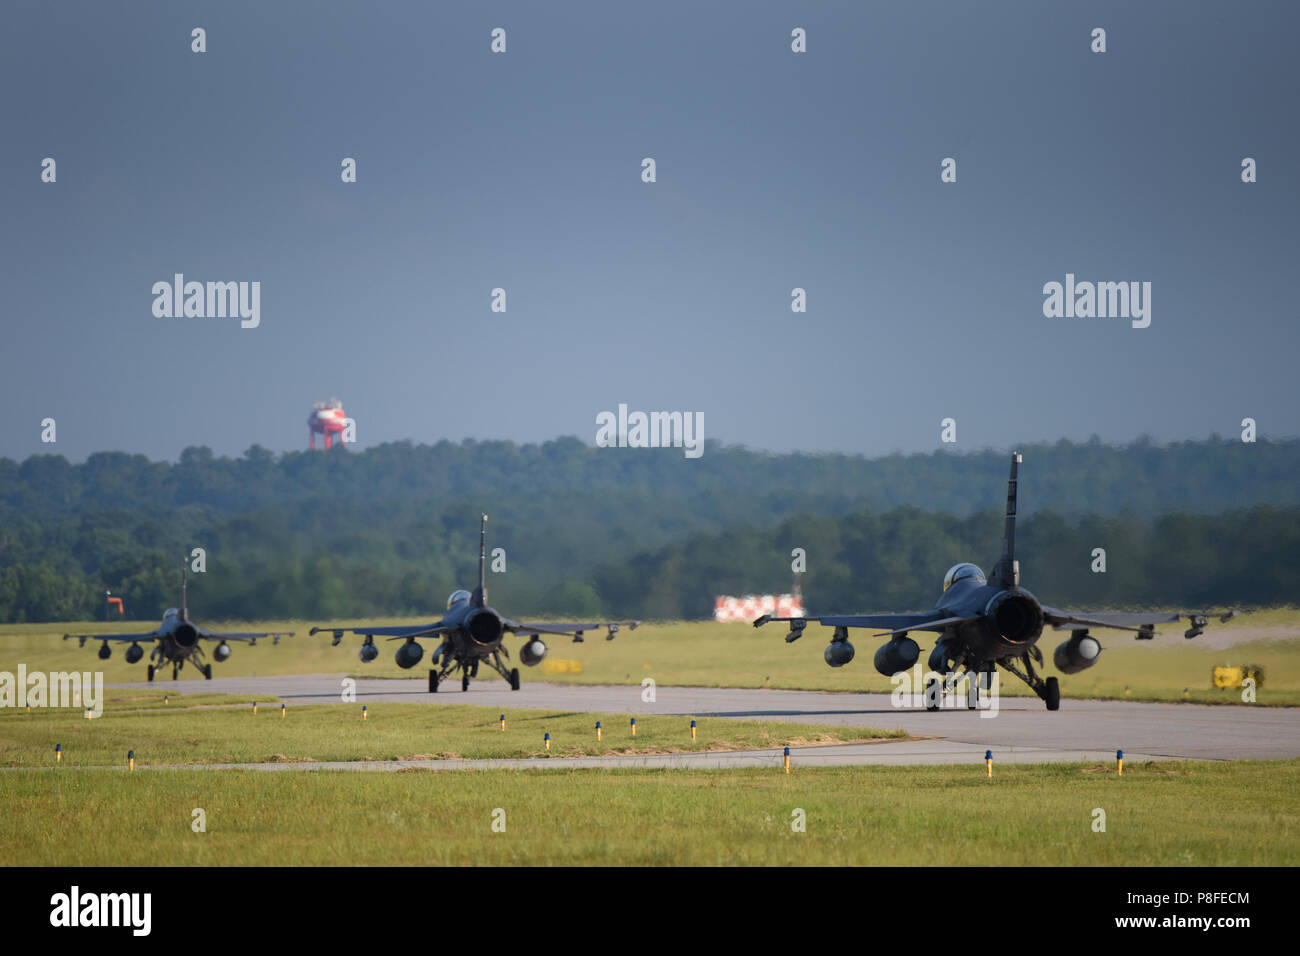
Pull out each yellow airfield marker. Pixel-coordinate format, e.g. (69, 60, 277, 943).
(544, 732, 551, 751)
(783, 746, 790, 774)
(630, 718, 636, 737)
(986, 750, 993, 778)
(128, 749, 135, 772)
(596, 721, 602, 742)
(690, 719, 696, 741)
(1117, 749, 1124, 776)
(500, 714, 506, 731)
(55, 744, 61, 764)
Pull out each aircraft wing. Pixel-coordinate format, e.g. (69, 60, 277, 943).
(63, 631, 158, 646)
(754, 610, 965, 634)
(503, 619, 640, 641)
(308, 622, 452, 645)
(200, 628, 295, 645)
(1042, 607, 1241, 638)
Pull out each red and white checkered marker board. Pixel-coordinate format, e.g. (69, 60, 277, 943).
(714, 594, 805, 623)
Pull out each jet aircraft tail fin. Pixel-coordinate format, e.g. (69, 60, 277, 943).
(990, 453, 1021, 587)
(472, 513, 488, 607)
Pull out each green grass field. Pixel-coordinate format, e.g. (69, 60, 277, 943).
(3, 611, 1297, 705)
(3, 759, 1296, 865)
(0, 694, 903, 767)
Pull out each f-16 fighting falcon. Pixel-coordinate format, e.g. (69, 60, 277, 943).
(311, 514, 639, 692)
(64, 573, 294, 681)
(755, 453, 1238, 710)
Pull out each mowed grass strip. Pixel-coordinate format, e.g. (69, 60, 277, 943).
(3, 613, 1297, 705)
(98, 691, 284, 712)
(2, 759, 1297, 866)
(0, 700, 904, 767)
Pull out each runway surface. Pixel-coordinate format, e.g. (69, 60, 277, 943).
(101, 674, 1300, 770)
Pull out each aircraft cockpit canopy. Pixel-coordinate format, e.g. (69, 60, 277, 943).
(942, 563, 986, 592)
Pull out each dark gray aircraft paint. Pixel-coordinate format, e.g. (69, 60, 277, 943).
(311, 514, 638, 692)
(64, 573, 293, 681)
(756, 454, 1238, 710)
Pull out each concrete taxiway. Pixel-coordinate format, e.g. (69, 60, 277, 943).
(102, 674, 1300, 770)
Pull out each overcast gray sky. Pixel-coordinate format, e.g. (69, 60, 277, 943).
(2, 0, 1296, 462)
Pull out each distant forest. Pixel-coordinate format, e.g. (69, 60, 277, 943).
(0, 436, 1296, 622)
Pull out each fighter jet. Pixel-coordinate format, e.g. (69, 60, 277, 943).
(755, 453, 1238, 710)
(310, 514, 639, 692)
(64, 572, 294, 681)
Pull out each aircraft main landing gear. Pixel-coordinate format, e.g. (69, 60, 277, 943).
(509, 668, 520, 691)
(429, 670, 439, 693)
(1003, 652, 1062, 711)
(203, 664, 213, 680)
(1043, 676, 1060, 711)
(147, 664, 155, 682)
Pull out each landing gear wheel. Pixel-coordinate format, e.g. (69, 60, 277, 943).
(172, 665, 179, 680)
(925, 676, 941, 711)
(147, 664, 155, 682)
(429, 670, 439, 693)
(967, 673, 980, 710)
(509, 668, 520, 691)
(462, 671, 471, 692)
(1044, 677, 1060, 711)
(203, 664, 213, 680)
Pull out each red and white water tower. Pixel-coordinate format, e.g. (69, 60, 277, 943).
(308, 398, 347, 449)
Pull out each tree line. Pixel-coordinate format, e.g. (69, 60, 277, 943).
(0, 436, 1295, 622)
